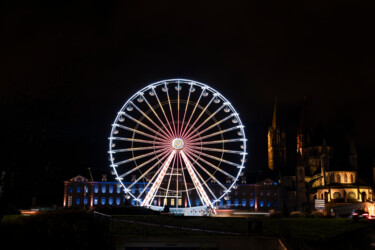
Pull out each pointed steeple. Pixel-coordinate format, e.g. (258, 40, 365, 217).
(272, 97, 277, 129)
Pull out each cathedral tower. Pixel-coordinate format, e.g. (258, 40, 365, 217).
(267, 97, 286, 171)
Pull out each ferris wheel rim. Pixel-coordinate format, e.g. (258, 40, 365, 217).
(108, 79, 247, 208)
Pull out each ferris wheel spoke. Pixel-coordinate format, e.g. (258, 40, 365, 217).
(182, 95, 215, 138)
(189, 125, 244, 143)
(118, 151, 169, 178)
(188, 138, 247, 146)
(112, 123, 166, 142)
(114, 147, 167, 167)
(164, 83, 178, 137)
(180, 150, 213, 208)
(141, 92, 175, 138)
(188, 114, 235, 141)
(161, 151, 177, 208)
(136, 150, 173, 199)
(122, 113, 170, 141)
(183, 103, 225, 139)
(128, 150, 172, 189)
(179, 83, 193, 136)
(182, 152, 218, 201)
(180, 88, 204, 138)
(188, 145, 246, 155)
(141, 150, 176, 207)
(186, 150, 236, 180)
(178, 153, 192, 207)
(109, 145, 166, 153)
(110, 137, 166, 145)
(153, 88, 176, 138)
(184, 150, 229, 193)
(130, 101, 172, 139)
(177, 81, 180, 137)
(188, 147, 243, 169)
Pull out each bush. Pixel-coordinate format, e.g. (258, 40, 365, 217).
(306, 211, 324, 218)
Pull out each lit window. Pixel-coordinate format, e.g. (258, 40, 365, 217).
(131, 187, 136, 194)
(109, 185, 114, 193)
(101, 197, 106, 205)
(94, 185, 99, 193)
(234, 199, 239, 207)
(242, 199, 246, 207)
(336, 174, 341, 183)
(344, 174, 347, 183)
(85, 186, 88, 193)
(77, 186, 81, 193)
(333, 192, 341, 199)
(146, 188, 150, 194)
(94, 197, 98, 205)
(84, 197, 88, 205)
(267, 200, 271, 207)
(196, 199, 200, 206)
(164, 198, 167, 205)
(69, 186, 73, 193)
(154, 200, 157, 206)
(226, 200, 231, 207)
(117, 186, 121, 193)
(102, 185, 106, 193)
(131, 199, 135, 206)
(250, 199, 255, 207)
(260, 200, 264, 207)
(171, 199, 175, 206)
(178, 199, 182, 206)
(116, 197, 121, 205)
(109, 197, 113, 205)
(139, 186, 143, 194)
(76, 198, 80, 205)
(219, 200, 224, 207)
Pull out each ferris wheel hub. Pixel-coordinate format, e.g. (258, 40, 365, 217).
(172, 138, 184, 150)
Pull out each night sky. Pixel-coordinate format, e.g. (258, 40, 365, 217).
(1, 1, 375, 207)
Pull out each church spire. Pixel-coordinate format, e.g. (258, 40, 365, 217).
(272, 97, 277, 129)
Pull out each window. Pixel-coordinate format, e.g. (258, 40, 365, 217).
(116, 197, 121, 205)
(69, 186, 73, 193)
(109, 185, 114, 194)
(117, 186, 121, 193)
(344, 174, 347, 183)
(336, 174, 341, 183)
(101, 197, 106, 205)
(196, 199, 201, 206)
(102, 185, 106, 193)
(154, 200, 157, 206)
(84, 185, 88, 193)
(76, 198, 80, 205)
(84, 197, 88, 205)
(171, 199, 175, 206)
(348, 191, 356, 199)
(260, 200, 264, 207)
(131, 187, 136, 194)
(94, 197, 98, 205)
(77, 186, 81, 193)
(139, 186, 143, 194)
(109, 197, 113, 205)
(242, 199, 246, 207)
(267, 200, 271, 207)
(351, 174, 354, 183)
(219, 200, 224, 207)
(330, 174, 334, 183)
(234, 199, 239, 207)
(94, 185, 99, 193)
(274, 201, 277, 208)
(333, 192, 341, 199)
(226, 200, 231, 207)
(131, 199, 135, 206)
(178, 199, 182, 206)
(250, 199, 255, 207)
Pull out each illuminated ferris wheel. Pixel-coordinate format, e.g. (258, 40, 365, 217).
(108, 79, 247, 213)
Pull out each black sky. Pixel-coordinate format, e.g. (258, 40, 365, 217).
(1, 1, 375, 206)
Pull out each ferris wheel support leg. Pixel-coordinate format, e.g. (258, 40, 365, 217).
(141, 150, 176, 207)
(180, 150, 215, 212)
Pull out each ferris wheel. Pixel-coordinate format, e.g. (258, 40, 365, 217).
(108, 79, 247, 213)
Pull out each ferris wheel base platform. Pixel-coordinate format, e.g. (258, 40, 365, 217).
(148, 205, 215, 216)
